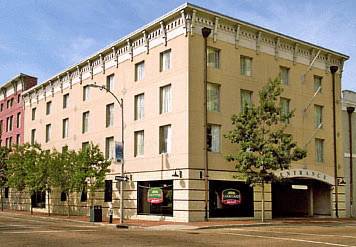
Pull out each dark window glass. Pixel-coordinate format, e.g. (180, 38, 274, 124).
(104, 180, 112, 202)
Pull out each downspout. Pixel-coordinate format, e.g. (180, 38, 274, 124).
(330, 65, 339, 218)
(347, 106, 355, 217)
(202, 27, 211, 221)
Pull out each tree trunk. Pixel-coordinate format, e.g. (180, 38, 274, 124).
(1, 188, 3, 211)
(261, 181, 265, 223)
(47, 190, 50, 216)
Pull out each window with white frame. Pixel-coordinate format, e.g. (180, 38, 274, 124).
(207, 47, 220, 69)
(240, 89, 252, 112)
(32, 108, 36, 121)
(31, 129, 36, 145)
(159, 125, 171, 154)
(63, 93, 69, 109)
(280, 97, 290, 124)
(240, 56, 252, 76)
(207, 124, 221, 152)
(280, 66, 289, 85)
(16, 134, 20, 145)
(16, 112, 21, 128)
(82, 111, 89, 133)
(106, 103, 114, 127)
(134, 94, 144, 120)
(207, 83, 220, 112)
(46, 101, 52, 115)
(62, 118, 69, 138)
(105, 136, 115, 160)
(314, 105, 323, 128)
(160, 84, 172, 114)
(315, 138, 324, 163)
(134, 130, 144, 156)
(314, 76, 322, 93)
(83, 85, 90, 101)
(45, 124, 51, 143)
(135, 61, 144, 81)
(106, 74, 115, 91)
(160, 49, 171, 72)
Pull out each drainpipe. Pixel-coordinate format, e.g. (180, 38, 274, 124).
(330, 65, 339, 218)
(347, 106, 355, 217)
(202, 27, 211, 221)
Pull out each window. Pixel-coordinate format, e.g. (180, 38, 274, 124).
(62, 145, 68, 153)
(280, 98, 290, 124)
(80, 183, 87, 202)
(63, 93, 69, 109)
(314, 76, 322, 93)
(6, 116, 13, 131)
(45, 124, 51, 142)
(6, 98, 13, 109)
(207, 47, 220, 68)
(83, 85, 90, 101)
(280, 66, 289, 85)
(160, 49, 171, 71)
(0, 120, 2, 134)
(106, 103, 114, 127)
(4, 187, 9, 198)
(62, 118, 69, 138)
(105, 136, 115, 160)
(207, 83, 220, 112)
(17, 94, 21, 103)
(134, 94, 144, 120)
(60, 192, 67, 202)
(0, 103, 3, 112)
(6, 137, 12, 148)
(315, 138, 324, 163)
(82, 142, 89, 150)
(106, 74, 115, 91)
(32, 108, 36, 121)
(46, 101, 51, 115)
(16, 112, 21, 128)
(135, 61, 144, 81)
(207, 124, 221, 152)
(134, 130, 144, 156)
(31, 129, 36, 145)
(160, 84, 172, 114)
(104, 180, 112, 202)
(82, 111, 89, 133)
(159, 125, 171, 154)
(240, 90, 252, 112)
(314, 105, 323, 128)
(240, 56, 252, 76)
(16, 134, 20, 145)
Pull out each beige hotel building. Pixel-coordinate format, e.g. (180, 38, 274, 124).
(20, 3, 348, 222)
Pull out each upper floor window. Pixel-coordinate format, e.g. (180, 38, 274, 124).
(6, 98, 13, 109)
(106, 103, 114, 127)
(160, 84, 172, 114)
(17, 94, 21, 103)
(63, 93, 69, 109)
(62, 118, 69, 138)
(134, 94, 144, 120)
(315, 138, 324, 163)
(207, 124, 221, 152)
(207, 47, 220, 69)
(31, 129, 36, 145)
(159, 125, 171, 154)
(83, 85, 90, 101)
(16, 112, 21, 128)
(280, 98, 290, 124)
(135, 61, 145, 81)
(134, 130, 144, 157)
(240, 89, 252, 112)
(240, 56, 252, 76)
(160, 49, 171, 72)
(46, 101, 52, 115)
(314, 76, 322, 93)
(16, 134, 20, 145)
(105, 136, 115, 160)
(207, 83, 220, 112)
(32, 107, 36, 121)
(45, 124, 51, 143)
(314, 105, 323, 128)
(82, 111, 89, 133)
(0, 103, 3, 112)
(0, 120, 2, 134)
(106, 74, 115, 91)
(280, 66, 289, 85)
(6, 116, 13, 132)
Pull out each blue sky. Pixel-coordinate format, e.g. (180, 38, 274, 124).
(0, 0, 355, 90)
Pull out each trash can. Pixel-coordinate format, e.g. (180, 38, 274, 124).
(89, 205, 102, 222)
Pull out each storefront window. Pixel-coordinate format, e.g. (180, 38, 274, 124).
(137, 180, 173, 216)
(209, 180, 254, 218)
(31, 191, 46, 208)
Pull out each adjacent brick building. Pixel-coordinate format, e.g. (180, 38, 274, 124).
(0, 74, 37, 147)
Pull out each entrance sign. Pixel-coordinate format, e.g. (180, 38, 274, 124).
(277, 169, 334, 185)
(147, 187, 163, 204)
(221, 189, 241, 205)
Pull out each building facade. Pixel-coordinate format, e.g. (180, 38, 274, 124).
(342, 90, 356, 217)
(13, 3, 348, 222)
(0, 74, 37, 147)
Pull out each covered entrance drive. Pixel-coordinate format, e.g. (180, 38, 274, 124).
(272, 169, 334, 218)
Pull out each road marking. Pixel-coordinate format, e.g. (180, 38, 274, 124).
(229, 228, 356, 239)
(1, 229, 96, 234)
(219, 232, 356, 247)
(0, 215, 95, 227)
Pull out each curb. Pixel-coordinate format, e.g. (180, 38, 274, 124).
(194, 222, 273, 230)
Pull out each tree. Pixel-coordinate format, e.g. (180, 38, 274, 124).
(0, 146, 9, 211)
(224, 78, 307, 222)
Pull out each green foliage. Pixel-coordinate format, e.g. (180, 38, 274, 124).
(0, 146, 9, 188)
(225, 78, 307, 185)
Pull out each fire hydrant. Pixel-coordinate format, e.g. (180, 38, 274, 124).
(108, 203, 113, 224)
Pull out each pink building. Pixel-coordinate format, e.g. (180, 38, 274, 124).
(0, 74, 37, 147)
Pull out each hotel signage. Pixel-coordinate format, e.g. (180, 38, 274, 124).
(277, 169, 334, 185)
(221, 189, 241, 205)
(147, 187, 163, 204)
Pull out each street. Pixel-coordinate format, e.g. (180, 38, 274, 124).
(1, 213, 356, 246)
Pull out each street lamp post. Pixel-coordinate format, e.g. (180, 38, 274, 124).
(347, 106, 355, 217)
(88, 84, 125, 225)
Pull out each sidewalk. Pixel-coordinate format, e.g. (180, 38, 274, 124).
(1, 209, 355, 231)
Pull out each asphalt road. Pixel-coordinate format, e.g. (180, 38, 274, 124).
(1, 213, 356, 247)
